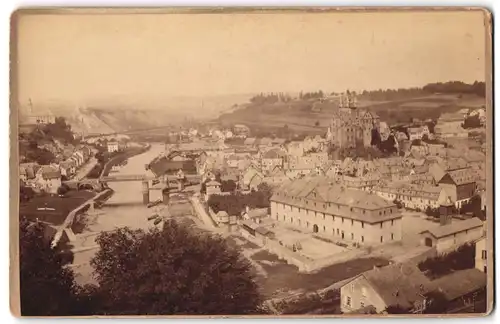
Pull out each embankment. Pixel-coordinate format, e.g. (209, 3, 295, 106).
(99, 143, 151, 178)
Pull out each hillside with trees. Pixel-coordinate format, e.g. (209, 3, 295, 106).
(218, 81, 486, 135)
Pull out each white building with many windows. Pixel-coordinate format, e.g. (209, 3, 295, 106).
(270, 177, 403, 246)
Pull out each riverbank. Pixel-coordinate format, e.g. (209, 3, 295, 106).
(70, 143, 165, 285)
(85, 143, 151, 179)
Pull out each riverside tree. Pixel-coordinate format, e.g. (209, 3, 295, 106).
(19, 219, 77, 316)
(89, 220, 263, 315)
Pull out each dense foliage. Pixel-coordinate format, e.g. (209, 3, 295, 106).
(20, 219, 264, 316)
(19, 117, 76, 164)
(418, 243, 476, 279)
(20, 219, 77, 316)
(249, 92, 293, 104)
(462, 115, 482, 129)
(88, 222, 263, 315)
(207, 183, 272, 215)
(423, 81, 486, 97)
(359, 81, 485, 101)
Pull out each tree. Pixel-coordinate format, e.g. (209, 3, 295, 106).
(462, 115, 482, 129)
(220, 179, 237, 193)
(57, 183, 70, 196)
(385, 304, 409, 314)
(20, 219, 77, 316)
(257, 182, 273, 203)
(90, 222, 263, 315)
(20, 185, 35, 203)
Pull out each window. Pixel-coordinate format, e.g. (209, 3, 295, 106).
(323, 226, 326, 232)
(482, 250, 487, 260)
(391, 220, 394, 226)
(363, 210, 365, 214)
(360, 301, 365, 308)
(337, 229, 340, 235)
(379, 211, 382, 215)
(350, 207, 353, 212)
(380, 236, 383, 243)
(361, 236, 364, 242)
(391, 233, 394, 240)
(380, 222, 383, 229)
(346, 296, 352, 307)
(323, 214, 326, 220)
(361, 222, 364, 229)
(351, 220, 354, 226)
(342, 218, 344, 223)
(351, 233, 354, 240)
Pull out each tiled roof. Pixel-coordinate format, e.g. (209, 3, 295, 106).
(246, 208, 268, 218)
(421, 217, 483, 239)
(262, 148, 285, 159)
(438, 112, 464, 121)
(362, 263, 431, 310)
(430, 269, 486, 301)
(446, 169, 476, 185)
(244, 137, 256, 145)
(375, 182, 443, 200)
(40, 166, 61, 180)
(272, 177, 400, 223)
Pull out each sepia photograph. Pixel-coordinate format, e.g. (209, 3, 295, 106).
(10, 8, 493, 317)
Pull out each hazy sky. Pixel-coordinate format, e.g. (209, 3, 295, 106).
(16, 10, 487, 105)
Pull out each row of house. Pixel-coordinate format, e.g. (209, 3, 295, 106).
(20, 145, 93, 194)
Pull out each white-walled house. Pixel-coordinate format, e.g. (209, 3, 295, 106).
(340, 263, 430, 314)
(270, 177, 403, 246)
(419, 217, 484, 254)
(35, 166, 62, 194)
(475, 236, 487, 273)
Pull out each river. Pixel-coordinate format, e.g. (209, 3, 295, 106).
(71, 142, 167, 284)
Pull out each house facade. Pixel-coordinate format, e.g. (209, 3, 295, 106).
(475, 236, 487, 273)
(35, 166, 62, 194)
(107, 141, 120, 153)
(270, 178, 403, 246)
(420, 217, 484, 254)
(438, 168, 477, 209)
(340, 263, 430, 314)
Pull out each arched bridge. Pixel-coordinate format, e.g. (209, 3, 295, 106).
(64, 174, 202, 204)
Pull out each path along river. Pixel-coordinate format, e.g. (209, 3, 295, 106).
(71, 143, 166, 284)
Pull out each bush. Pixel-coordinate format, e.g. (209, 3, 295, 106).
(418, 243, 475, 278)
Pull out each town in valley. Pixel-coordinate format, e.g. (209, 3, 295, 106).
(15, 10, 491, 317)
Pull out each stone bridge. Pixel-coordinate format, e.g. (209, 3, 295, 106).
(64, 173, 202, 204)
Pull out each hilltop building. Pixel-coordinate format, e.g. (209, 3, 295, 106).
(327, 92, 380, 149)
